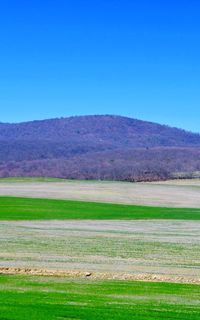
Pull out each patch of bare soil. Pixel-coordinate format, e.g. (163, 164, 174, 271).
(0, 267, 200, 284)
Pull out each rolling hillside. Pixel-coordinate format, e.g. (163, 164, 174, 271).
(0, 115, 200, 181)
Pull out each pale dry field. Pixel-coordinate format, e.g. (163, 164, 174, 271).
(0, 179, 200, 207)
(1, 220, 200, 282)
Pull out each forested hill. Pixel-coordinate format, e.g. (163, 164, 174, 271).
(0, 115, 200, 146)
(0, 115, 200, 181)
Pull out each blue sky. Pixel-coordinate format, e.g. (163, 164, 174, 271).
(0, 0, 200, 132)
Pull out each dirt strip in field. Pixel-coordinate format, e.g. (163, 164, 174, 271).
(0, 267, 200, 285)
(0, 179, 200, 207)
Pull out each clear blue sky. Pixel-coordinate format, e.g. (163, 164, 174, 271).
(0, 0, 200, 132)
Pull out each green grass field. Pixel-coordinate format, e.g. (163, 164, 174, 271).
(0, 196, 200, 220)
(0, 275, 200, 320)
(1, 193, 200, 319)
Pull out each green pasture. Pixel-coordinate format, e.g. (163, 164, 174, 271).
(0, 275, 200, 320)
(0, 196, 200, 220)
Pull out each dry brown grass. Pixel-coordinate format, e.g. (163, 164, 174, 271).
(1, 220, 200, 283)
(0, 179, 200, 207)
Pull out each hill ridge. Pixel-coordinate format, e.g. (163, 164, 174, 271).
(0, 114, 200, 181)
(0, 114, 199, 134)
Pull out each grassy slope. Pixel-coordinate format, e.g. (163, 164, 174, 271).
(0, 275, 200, 320)
(0, 196, 200, 220)
(0, 177, 67, 183)
(0, 177, 115, 183)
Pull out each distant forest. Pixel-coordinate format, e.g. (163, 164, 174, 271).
(0, 115, 200, 181)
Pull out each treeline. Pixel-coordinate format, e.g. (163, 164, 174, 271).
(0, 147, 200, 182)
